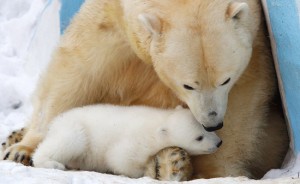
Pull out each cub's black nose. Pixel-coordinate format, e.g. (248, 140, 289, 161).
(203, 122, 223, 132)
(217, 140, 223, 148)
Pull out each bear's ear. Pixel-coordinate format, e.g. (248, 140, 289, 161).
(138, 13, 161, 36)
(226, 2, 249, 20)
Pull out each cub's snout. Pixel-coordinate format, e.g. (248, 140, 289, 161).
(166, 108, 222, 155)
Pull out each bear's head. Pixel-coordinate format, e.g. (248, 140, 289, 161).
(131, 0, 261, 131)
(160, 107, 222, 155)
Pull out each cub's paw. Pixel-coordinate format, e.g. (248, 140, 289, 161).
(2, 144, 33, 166)
(145, 147, 193, 181)
(2, 128, 26, 151)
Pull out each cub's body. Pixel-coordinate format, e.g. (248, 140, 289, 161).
(33, 105, 220, 178)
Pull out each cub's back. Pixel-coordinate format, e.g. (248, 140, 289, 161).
(50, 104, 173, 141)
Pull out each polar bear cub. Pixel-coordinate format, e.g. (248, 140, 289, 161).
(33, 104, 221, 178)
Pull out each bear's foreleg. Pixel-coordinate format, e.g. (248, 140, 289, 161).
(1, 128, 26, 152)
(2, 59, 103, 165)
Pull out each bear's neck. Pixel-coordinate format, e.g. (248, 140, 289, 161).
(93, 24, 183, 108)
(76, 0, 185, 108)
(100, 53, 184, 108)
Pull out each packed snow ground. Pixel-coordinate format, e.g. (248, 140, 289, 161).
(0, 0, 299, 183)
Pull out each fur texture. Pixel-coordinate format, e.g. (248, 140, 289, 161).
(3, 0, 288, 179)
(32, 105, 220, 180)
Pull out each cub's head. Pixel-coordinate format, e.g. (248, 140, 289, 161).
(134, 0, 260, 131)
(161, 107, 222, 155)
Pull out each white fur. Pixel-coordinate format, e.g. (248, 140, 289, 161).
(137, 1, 255, 129)
(32, 105, 221, 178)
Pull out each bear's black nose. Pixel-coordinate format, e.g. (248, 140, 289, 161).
(217, 140, 223, 148)
(203, 122, 223, 132)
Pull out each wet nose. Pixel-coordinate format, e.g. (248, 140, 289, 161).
(217, 140, 223, 148)
(203, 122, 223, 132)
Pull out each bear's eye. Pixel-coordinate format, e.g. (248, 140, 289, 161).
(221, 78, 231, 86)
(196, 136, 203, 141)
(183, 84, 194, 90)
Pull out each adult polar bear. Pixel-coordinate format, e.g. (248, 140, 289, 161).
(3, 0, 288, 179)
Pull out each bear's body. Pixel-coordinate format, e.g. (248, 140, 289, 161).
(3, 0, 288, 179)
(33, 105, 221, 179)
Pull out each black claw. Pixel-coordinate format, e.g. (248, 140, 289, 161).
(29, 159, 33, 166)
(180, 150, 186, 156)
(171, 152, 178, 156)
(12, 131, 16, 134)
(3, 152, 10, 160)
(1, 142, 5, 146)
(20, 155, 25, 162)
(14, 153, 20, 161)
(29, 160, 33, 166)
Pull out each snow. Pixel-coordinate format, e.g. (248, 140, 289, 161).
(0, 0, 46, 140)
(264, 151, 300, 180)
(0, 0, 299, 183)
(0, 161, 299, 184)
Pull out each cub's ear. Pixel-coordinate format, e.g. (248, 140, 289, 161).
(138, 13, 161, 36)
(160, 128, 168, 136)
(226, 2, 249, 20)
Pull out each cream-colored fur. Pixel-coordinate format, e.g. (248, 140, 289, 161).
(3, 0, 288, 179)
(32, 105, 220, 179)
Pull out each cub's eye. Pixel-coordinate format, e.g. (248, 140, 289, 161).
(221, 78, 231, 86)
(196, 136, 203, 141)
(183, 84, 194, 90)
